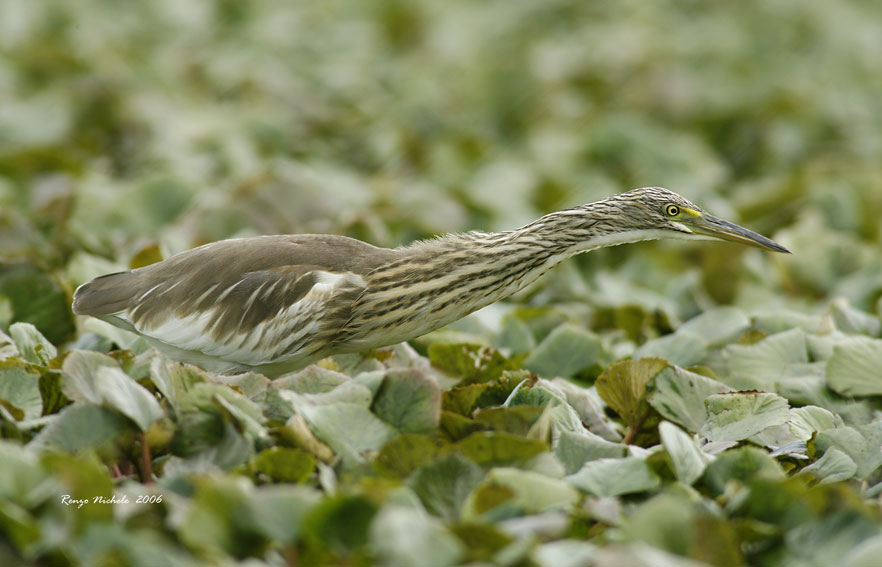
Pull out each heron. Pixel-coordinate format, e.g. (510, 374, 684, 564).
(73, 187, 789, 377)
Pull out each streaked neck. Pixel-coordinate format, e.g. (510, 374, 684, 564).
(349, 206, 665, 344)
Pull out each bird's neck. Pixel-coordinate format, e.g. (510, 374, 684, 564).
(351, 207, 665, 344)
(510, 205, 674, 261)
(470, 207, 670, 294)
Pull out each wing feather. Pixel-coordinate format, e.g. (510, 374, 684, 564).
(73, 234, 392, 372)
(129, 268, 365, 368)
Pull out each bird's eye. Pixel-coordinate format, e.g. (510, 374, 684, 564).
(665, 204, 680, 216)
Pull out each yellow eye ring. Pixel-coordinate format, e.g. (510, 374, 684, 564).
(665, 204, 680, 216)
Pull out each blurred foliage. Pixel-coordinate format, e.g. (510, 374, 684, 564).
(2, 0, 882, 565)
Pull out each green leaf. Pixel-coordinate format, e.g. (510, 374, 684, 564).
(463, 468, 579, 518)
(456, 431, 549, 467)
(169, 402, 225, 458)
(375, 434, 448, 479)
(281, 414, 335, 463)
(752, 310, 821, 336)
(0, 495, 41, 552)
(550, 378, 621, 442)
(38, 369, 69, 415)
(625, 492, 696, 557)
(148, 359, 208, 410)
(62, 350, 163, 431)
(428, 343, 521, 384)
(0, 441, 49, 504)
(679, 306, 751, 346)
(8, 322, 56, 366)
(565, 457, 660, 497)
(439, 411, 482, 442)
(523, 324, 611, 378)
(0, 398, 22, 421)
(442, 372, 524, 416)
(496, 312, 536, 354)
(507, 382, 563, 408)
(371, 506, 464, 567)
(595, 358, 668, 430)
(799, 447, 858, 484)
(814, 423, 882, 480)
(825, 337, 882, 396)
(212, 386, 267, 440)
(352, 368, 392, 397)
(789, 406, 843, 440)
(166, 381, 258, 465)
(442, 383, 491, 416)
(554, 430, 627, 475)
(659, 421, 708, 485)
(776, 372, 862, 424)
(128, 177, 194, 229)
(828, 299, 882, 336)
(750, 422, 804, 453)
(250, 447, 315, 483)
(299, 402, 399, 465)
(448, 522, 512, 561)
(784, 509, 882, 567)
(714, 328, 808, 390)
(249, 485, 322, 544)
(212, 426, 257, 471)
(372, 369, 441, 434)
(68, 522, 198, 566)
(625, 492, 742, 565)
(536, 402, 583, 442)
(0, 329, 18, 358)
(702, 447, 785, 494)
(843, 535, 882, 567)
(29, 404, 129, 453)
(263, 387, 295, 423)
(294, 380, 374, 407)
(410, 454, 485, 522)
(806, 331, 850, 362)
(466, 483, 515, 518)
(214, 372, 269, 404)
(738, 477, 816, 529)
(0, 359, 42, 420)
(647, 366, 732, 433)
(178, 476, 265, 557)
(0, 264, 75, 345)
(532, 540, 598, 567)
(633, 330, 707, 368)
(81, 318, 150, 353)
(473, 405, 545, 436)
(301, 494, 377, 553)
(701, 391, 791, 442)
(272, 365, 350, 394)
(42, 452, 115, 527)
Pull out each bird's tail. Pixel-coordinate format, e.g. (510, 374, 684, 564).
(72, 271, 139, 316)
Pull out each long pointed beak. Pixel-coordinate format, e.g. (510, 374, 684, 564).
(689, 214, 791, 253)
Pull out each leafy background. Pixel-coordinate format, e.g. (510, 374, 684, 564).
(2, 0, 882, 565)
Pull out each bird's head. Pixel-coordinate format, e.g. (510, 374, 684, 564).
(611, 187, 790, 253)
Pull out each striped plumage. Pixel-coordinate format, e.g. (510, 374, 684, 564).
(73, 187, 788, 376)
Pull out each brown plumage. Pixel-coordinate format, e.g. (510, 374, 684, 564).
(73, 187, 789, 376)
(76, 235, 392, 335)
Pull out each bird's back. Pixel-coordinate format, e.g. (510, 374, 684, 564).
(73, 234, 398, 374)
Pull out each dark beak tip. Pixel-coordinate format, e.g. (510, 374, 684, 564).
(762, 241, 791, 254)
(767, 240, 791, 254)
